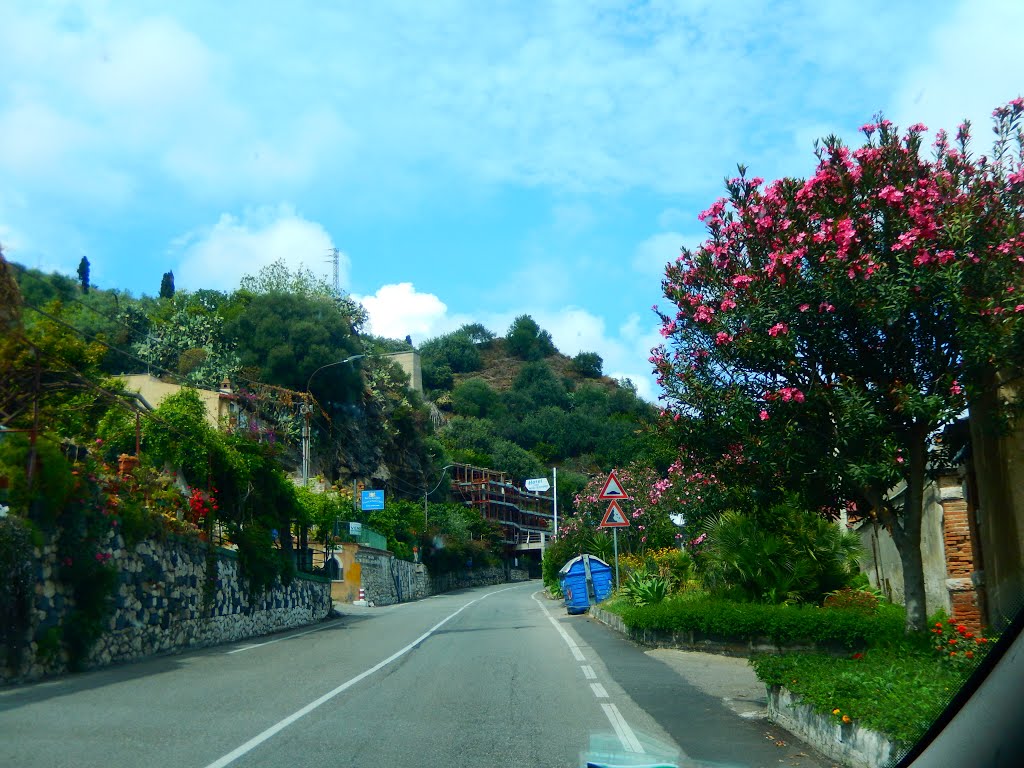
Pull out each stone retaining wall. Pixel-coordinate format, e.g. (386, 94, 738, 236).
(2, 535, 331, 685)
(354, 547, 530, 606)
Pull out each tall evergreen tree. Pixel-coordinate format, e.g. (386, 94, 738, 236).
(77, 256, 90, 294)
(159, 271, 176, 299)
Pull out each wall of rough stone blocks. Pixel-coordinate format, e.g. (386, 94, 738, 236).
(353, 547, 530, 606)
(1, 535, 332, 685)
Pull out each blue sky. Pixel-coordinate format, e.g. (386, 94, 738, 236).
(2, 1, 1022, 400)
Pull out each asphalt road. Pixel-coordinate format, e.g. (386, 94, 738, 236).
(0, 583, 829, 768)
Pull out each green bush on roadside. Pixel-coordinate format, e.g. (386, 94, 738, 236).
(604, 593, 906, 649)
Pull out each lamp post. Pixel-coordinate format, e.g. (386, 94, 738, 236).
(302, 354, 365, 487)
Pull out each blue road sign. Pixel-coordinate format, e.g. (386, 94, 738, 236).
(360, 489, 385, 511)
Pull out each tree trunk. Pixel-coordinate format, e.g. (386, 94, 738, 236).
(892, 428, 929, 633)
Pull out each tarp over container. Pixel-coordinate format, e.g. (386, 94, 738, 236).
(558, 554, 613, 614)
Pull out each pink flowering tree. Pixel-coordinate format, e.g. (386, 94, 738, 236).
(654, 101, 1024, 631)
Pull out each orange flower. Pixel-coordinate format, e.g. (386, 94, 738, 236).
(966, 651, 974, 659)
(842, 715, 851, 724)
(950, 651, 957, 657)
(832, 709, 841, 715)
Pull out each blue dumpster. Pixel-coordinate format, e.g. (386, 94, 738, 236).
(558, 554, 613, 614)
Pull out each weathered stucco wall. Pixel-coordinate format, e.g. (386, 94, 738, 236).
(857, 478, 951, 618)
(1, 536, 331, 685)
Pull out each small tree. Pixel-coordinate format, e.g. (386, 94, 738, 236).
(506, 315, 556, 360)
(159, 271, 175, 299)
(572, 351, 603, 378)
(77, 256, 90, 294)
(655, 102, 1024, 631)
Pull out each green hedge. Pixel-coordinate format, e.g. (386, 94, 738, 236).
(605, 594, 906, 649)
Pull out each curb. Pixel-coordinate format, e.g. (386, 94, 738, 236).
(589, 605, 899, 768)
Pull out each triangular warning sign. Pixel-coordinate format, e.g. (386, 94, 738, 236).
(598, 470, 629, 500)
(599, 500, 630, 528)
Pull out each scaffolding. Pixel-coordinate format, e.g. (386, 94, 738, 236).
(449, 463, 553, 547)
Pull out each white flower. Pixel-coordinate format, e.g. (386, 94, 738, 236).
(0, 504, 9, 518)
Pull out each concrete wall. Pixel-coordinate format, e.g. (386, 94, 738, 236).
(385, 351, 422, 395)
(858, 478, 951, 618)
(1, 535, 332, 685)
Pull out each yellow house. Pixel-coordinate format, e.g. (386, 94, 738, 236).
(117, 373, 235, 428)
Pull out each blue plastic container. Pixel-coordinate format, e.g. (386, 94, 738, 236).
(558, 554, 613, 614)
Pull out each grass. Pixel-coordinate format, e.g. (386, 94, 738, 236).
(751, 646, 977, 746)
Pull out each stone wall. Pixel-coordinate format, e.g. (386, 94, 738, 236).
(354, 547, 530, 606)
(2, 535, 331, 685)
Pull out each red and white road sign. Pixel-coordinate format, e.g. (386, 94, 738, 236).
(599, 500, 630, 528)
(598, 470, 629, 500)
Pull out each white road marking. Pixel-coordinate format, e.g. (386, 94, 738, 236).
(602, 703, 645, 754)
(531, 592, 585, 660)
(531, 592, 645, 756)
(202, 586, 519, 768)
(226, 622, 340, 654)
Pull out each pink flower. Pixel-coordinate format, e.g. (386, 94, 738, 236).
(731, 274, 755, 290)
(1015, 305, 1024, 313)
(819, 302, 835, 313)
(896, 456, 905, 464)
(720, 298, 737, 311)
(950, 380, 963, 396)
(694, 305, 715, 323)
(798, 303, 810, 312)
(759, 410, 770, 421)
(715, 331, 733, 345)
(768, 322, 789, 337)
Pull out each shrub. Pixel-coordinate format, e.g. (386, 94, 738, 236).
(823, 587, 881, 614)
(928, 616, 994, 668)
(621, 571, 668, 607)
(700, 501, 863, 604)
(571, 352, 603, 378)
(606, 594, 906, 649)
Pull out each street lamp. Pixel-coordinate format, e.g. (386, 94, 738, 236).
(302, 354, 365, 486)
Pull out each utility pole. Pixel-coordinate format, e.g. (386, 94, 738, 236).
(326, 248, 340, 296)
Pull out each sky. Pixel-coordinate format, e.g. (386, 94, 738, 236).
(2, 0, 1023, 401)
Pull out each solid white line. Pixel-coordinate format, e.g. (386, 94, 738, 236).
(226, 622, 339, 654)
(201, 586, 518, 768)
(531, 592, 585, 662)
(581, 665, 596, 680)
(590, 682, 608, 698)
(602, 703, 645, 754)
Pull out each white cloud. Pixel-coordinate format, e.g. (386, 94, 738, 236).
(891, 0, 1024, 140)
(633, 232, 701, 278)
(173, 205, 341, 292)
(356, 283, 460, 340)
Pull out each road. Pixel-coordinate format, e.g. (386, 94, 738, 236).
(0, 582, 829, 768)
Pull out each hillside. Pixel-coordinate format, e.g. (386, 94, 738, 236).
(412, 318, 657, 505)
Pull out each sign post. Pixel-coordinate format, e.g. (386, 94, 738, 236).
(598, 476, 630, 590)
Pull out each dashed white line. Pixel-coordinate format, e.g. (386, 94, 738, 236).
(532, 592, 646, 756)
(202, 586, 518, 768)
